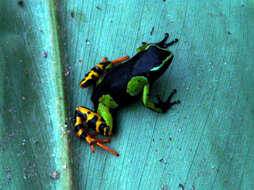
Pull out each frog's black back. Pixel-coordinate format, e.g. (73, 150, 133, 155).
(91, 46, 171, 109)
(91, 59, 135, 109)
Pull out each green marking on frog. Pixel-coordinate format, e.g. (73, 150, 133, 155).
(150, 54, 173, 71)
(126, 76, 148, 96)
(98, 94, 118, 108)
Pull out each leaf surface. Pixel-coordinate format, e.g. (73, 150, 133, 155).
(0, 0, 254, 189)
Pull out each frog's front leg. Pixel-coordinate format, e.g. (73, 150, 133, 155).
(97, 103, 113, 136)
(96, 94, 119, 135)
(142, 83, 180, 113)
(79, 56, 129, 88)
(74, 106, 119, 156)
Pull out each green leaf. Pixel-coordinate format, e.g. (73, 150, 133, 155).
(0, 1, 71, 189)
(1, 0, 254, 189)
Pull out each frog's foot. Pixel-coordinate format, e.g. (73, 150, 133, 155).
(85, 134, 119, 157)
(156, 89, 181, 113)
(160, 33, 169, 45)
(157, 33, 178, 48)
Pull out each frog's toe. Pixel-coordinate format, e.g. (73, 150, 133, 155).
(85, 135, 119, 156)
(165, 38, 179, 47)
(162, 100, 180, 113)
(166, 89, 180, 108)
(166, 89, 178, 102)
(156, 89, 180, 112)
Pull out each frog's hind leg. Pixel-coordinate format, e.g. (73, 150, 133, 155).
(74, 106, 119, 156)
(80, 56, 129, 88)
(80, 57, 109, 88)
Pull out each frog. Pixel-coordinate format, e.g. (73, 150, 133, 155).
(74, 33, 180, 156)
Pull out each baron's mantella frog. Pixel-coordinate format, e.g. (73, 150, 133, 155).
(74, 33, 180, 156)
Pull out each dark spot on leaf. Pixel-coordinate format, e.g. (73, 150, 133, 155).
(18, 0, 24, 7)
(179, 184, 185, 190)
(96, 6, 102, 11)
(150, 27, 154, 36)
(43, 52, 47, 58)
(50, 170, 60, 180)
(71, 11, 74, 18)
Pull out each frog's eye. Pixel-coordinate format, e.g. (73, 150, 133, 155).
(137, 42, 149, 53)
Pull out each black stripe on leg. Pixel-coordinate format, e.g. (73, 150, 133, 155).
(80, 131, 87, 140)
(74, 124, 82, 132)
(105, 127, 110, 136)
(87, 116, 98, 130)
(99, 123, 105, 134)
(92, 67, 103, 75)
(75, 110, 88, 122)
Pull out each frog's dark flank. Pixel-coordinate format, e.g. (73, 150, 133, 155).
(74, 33, 180, 156)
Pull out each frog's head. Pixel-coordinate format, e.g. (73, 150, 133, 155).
(136, 33, 178, 80)
(136, 33, 178, 53)
(137, 42, 150, 53)
(148, 46, 174, 80)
